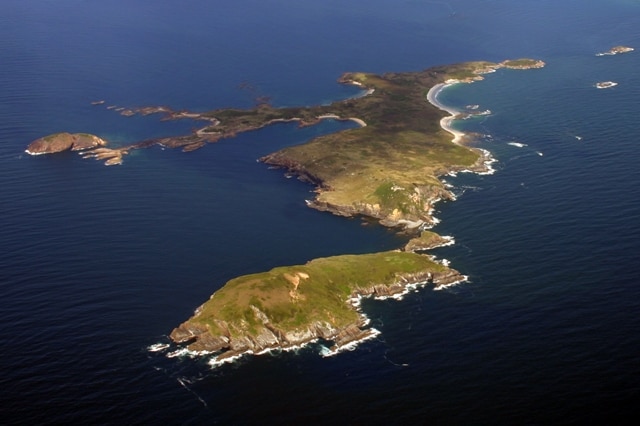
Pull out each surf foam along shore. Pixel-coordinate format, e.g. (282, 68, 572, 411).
(427, 82, 497, 176)
(426, 82, 467, 145)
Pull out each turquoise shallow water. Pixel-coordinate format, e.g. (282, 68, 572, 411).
(2, 0, 640, 423)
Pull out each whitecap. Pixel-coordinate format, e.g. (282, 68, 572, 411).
(207, 351, 252, 368)
(507, 142, 528, 148)
(440, 235, 456, 247)
(166, 347, 212, 359)
(147, 343, 170, 352)
(320, 328, 381, 357)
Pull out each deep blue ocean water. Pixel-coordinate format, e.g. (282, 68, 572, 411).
(2, 0, 640, 424)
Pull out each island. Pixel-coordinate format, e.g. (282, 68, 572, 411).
(596, 45, 634, 56)
(595, 81, 618, 89)
(170, 250, 465, 361)
(26, 132, 107, 155)
(26, 58, 545, 361)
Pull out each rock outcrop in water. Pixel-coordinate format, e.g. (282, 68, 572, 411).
(596, 45, 634, 56)
(26, 132, 107, 155)
(25, 132, 132, 165)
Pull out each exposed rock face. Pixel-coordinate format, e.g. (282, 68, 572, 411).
(26, 132, 107, 155)
(70, 134, 108, 151)
(170, 317, 342, 359)
(78, 147, 127, 166)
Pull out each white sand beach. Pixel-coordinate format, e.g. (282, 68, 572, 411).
(426, 82, 466, 144)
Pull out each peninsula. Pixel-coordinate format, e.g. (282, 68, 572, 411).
(27, 58, 543, 231)
(26, 59, 545, 361)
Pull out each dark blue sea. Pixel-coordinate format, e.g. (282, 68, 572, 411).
(2, 1, 640, 424)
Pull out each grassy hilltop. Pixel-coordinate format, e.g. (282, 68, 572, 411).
(170, 251, 463, 358)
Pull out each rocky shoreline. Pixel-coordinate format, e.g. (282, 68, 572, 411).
(169, 263, 465, 362)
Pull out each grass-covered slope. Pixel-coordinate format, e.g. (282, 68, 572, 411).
(170, 251, 463, 358)
(259, 59, 543, 227)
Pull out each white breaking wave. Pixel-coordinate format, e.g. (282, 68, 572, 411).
(434, 275, 469, 291)
(147, 343, 170, 352)
(507, 142, 528, 148)
(319, 328, 381, 357)
(166, 347, 213, 359)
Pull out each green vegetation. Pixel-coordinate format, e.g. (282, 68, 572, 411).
(189, 251, 449, 337)
(254, 60, 542, 226)
(502, 58, 545, 68)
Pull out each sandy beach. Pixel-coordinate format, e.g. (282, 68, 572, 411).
(426, 82, 466, 144)
(317, 114, 367, 127)
(427, 81, 497, 175)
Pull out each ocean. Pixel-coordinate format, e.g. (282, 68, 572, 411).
(2, 0, 640, 424)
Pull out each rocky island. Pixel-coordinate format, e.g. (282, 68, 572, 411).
(26, 132, 107, 155)
(596, 45, 634, 56)
(596, 81, 618, 89)
(27, 58, 545, 361)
